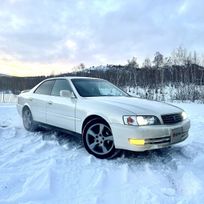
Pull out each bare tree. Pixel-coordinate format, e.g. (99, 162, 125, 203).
(163, 57, 173, 67)
(142, 58, 152, 68)
(127, 57, 139, 69)
(153, 52, 163, 68)
(171, 46, 187, 65)
(192, 51, 200, 65)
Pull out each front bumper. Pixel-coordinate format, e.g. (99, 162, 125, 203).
(111, 119, 190, 152)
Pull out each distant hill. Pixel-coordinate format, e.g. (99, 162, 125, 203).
(0, 73, 11, 77)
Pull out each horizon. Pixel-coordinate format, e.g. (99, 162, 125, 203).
(0, 0, 204, 76)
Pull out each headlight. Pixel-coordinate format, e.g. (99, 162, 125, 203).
(123, 115, 161, 126)
(136, 115, 161, 126)
(123, 116, 137, 126)
(181, 111, 188, 120)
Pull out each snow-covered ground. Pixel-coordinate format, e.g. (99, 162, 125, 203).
(0, 103, 204, 204)
(0, 92, 17, 103)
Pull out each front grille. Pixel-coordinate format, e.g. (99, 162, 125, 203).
(162, 113, 183, 124)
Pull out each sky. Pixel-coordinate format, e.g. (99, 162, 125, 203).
(0, 0, 204, 76)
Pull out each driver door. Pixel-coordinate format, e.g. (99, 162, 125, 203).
(46, 79, 76, 132)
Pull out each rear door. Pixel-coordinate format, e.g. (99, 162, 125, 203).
(46, 79, 76, 132)
(30, 80, 55, 123)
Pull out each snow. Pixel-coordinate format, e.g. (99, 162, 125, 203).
(0, 93, 17, 103)
(0, 103, 204, 204)
(126, 85, 204, 103)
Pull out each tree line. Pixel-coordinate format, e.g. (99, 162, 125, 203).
(0, 46, 204, 96)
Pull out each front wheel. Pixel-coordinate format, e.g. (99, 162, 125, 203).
(83, 119, 120, 159)
(22, 107, 38, 131)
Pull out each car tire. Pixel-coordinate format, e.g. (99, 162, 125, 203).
(83, 118, 120, 159)
(22, 107, 38, 132)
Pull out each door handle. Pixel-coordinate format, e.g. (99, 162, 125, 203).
(48, 101, 53, 105)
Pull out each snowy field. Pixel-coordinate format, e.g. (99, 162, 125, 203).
(0, 103, 204, 204)
(0, 92, 17, 103)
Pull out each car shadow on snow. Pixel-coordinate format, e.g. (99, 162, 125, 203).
(38, 128, 83, 149)
(117, 145, 193, 167)
(37, 128, 191, 164)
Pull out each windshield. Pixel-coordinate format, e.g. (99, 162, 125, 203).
(71, 78, 128, 97)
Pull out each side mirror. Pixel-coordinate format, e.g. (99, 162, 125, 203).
(60, 90, 75, 98)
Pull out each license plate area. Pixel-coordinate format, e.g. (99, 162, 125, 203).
(171, 127, 183, 143)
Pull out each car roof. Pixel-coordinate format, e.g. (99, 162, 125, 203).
(44, 76, 103, 81)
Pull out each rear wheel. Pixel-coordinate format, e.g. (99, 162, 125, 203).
(22, 107, 38, 131)
(83, 119, 120, 159)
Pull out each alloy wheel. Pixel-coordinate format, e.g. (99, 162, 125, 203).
(85, 123, 114, 155)
(23, 109, 32, 130)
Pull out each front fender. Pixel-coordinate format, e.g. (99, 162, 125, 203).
(75, 100, 134, 134)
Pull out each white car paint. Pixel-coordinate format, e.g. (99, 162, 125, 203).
(17, 77, 190, 154)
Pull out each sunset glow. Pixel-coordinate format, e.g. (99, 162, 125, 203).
(0, 0, 204, 76)
(0, 59, 75, 76)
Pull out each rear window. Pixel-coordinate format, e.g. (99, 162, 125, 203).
(34, 80, 55, 95)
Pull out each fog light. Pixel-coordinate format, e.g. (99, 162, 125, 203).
(128, 138, 145, 145)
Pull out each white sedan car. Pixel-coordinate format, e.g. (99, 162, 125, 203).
(17, 77, 190, 159)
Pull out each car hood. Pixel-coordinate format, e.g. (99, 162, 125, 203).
(88, 96, 182, 115)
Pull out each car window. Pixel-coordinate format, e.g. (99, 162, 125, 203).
(71, 79, 128, 97)
(51, 79, 72, 96)
(34, 80, 55, 95)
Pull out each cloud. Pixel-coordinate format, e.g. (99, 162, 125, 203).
(0, 0, 204, 75)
